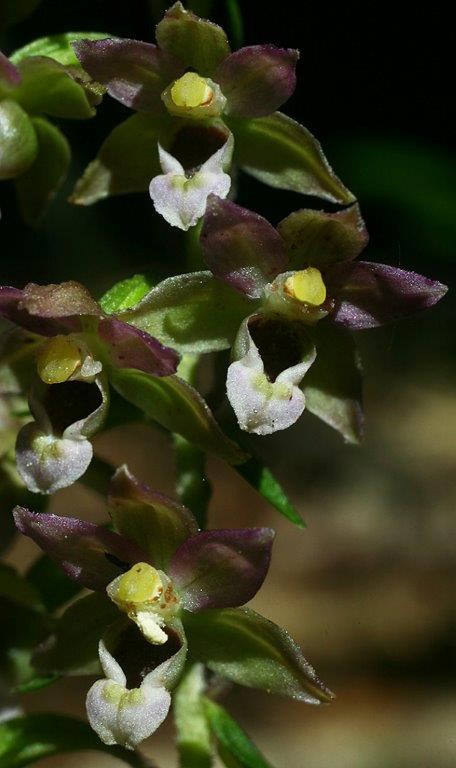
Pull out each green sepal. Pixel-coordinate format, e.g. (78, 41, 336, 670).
(277, 204, 368, 270)
(303, 323, 364, 444)
(0, 0, 41, 31)
(32, 593, 118, 676)
(0, 714, 149, 768)
(204, 698, 275, 768)
(10, 32, 110, 67)
(13, 56, 96, 119)
(15, 117, 70, 225)
(0, 100, 37, 180)
(174, 664, 213, 768)
(110, 368, 248, 465)
(228, 112, 355, 203)
(121, 271, 256, 354)
(183, 607, 334, 704)
(156, 1, 230, 76)
(99, 274, 153, 314)
(26, 555, 82, 613)
(70, 112, 175, 204)
(236, 457, 305, 528)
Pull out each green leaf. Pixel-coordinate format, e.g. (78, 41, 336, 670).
(33, 593, 118, 676)
(70, 112, 174, 204)
(121, 271, 255, 354)
(236, 457, 304, 528)
(303, 323, 364, 444)
(15, 117, 70, 225)
(10, 32, 110, 67)
(156, 1, 231, 77)
(13, 57, 95, 119)
(0, 714, 148, 767)
(184, 607, 334, 704)
(26, 555, 82, 613)
(0, 564, 43, 612)
(204, 698, 274, 768)
(0, 599, 51, 688)
(99, 274, 153, 314)
(0, 0, 41, 31)
(110, 368, 248, 465)
(12, 673, 59, 694)
(174, 664, 213, 768)
(228, 112, 355, 203)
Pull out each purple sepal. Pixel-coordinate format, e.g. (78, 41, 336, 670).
(98, 317, 180, 376)
(73, 38, 183, 113)
(0, 51, 21, 87)
(108, 465, 198, 570)
(0, 281, 101, 336)
(326, 261, 448, 329)
(216, 45, 298, 118)
(200, 196, 287, 298)
(13, 507, 148, 592)
(169, 527, 274, 612)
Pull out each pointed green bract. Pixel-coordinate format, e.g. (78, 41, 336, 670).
(303, 323, 364, 444)
(26, 554, 82, 613)
(0, 564, 43, 612)
(183, 607, 334, 704)
(10, 32, 110, 67)
(121, 271, 255, 353)
(15, 117, 70, 225)
(236, 457, 305, 527)
(110, 368, 248, 465)
(204, 698, 275, 768)
(228, 112, 355, 203)
(99, 274, 153, 314)
(156, 1, 231, 76)
(70, 112, 173, 204)
(174, 664, 213, 768)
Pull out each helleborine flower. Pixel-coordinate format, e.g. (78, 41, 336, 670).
(0, 280, 179, 492)
(14, 466, 332, 748)
(195, 196, 448, 437)
(71, 4, 355, 210)
(86, 639, 171, 749)
(227, 316, 316, 435)
(149, 138, 232, 230)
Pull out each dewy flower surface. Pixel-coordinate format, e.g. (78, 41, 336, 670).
(13, 465, 333, 747)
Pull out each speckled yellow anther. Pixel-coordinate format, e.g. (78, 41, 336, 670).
(116, 563, 163, 605)
(285, 268, 327, 306)
(36, 336, 81, 384)
(170, 72, 213, 108)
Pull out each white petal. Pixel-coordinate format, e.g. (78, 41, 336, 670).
(117, 684, 171, 749)
(15, 423, 93, 494)
(98, 640, 126, 686)
(157, 143, 184, 175)
(200, 135, 233, 174)
(226, 323, 316, 435)
(86, 679, 171, 750)
(149, 143, 232, 231)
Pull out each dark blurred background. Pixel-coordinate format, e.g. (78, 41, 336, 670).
(1, 2, 455, 767)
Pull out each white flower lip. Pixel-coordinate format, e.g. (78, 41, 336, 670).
(149, 137, 233, 231)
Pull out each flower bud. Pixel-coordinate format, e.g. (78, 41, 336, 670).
(0, 99, 37, 180)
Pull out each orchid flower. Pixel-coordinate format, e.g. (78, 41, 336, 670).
(0, 281, 179, 492)
(71, 3, 353, 209)
(14, 465, 332, 746)
(149, 137, 232, 230)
